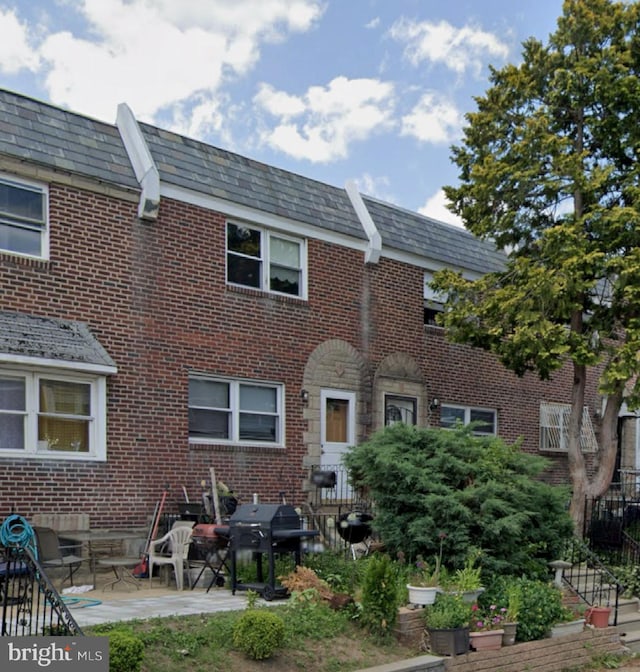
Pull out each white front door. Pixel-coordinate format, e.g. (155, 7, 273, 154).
(320, 389, 356, 497)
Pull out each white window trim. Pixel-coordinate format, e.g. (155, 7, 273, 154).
(0, 367, 107, 461)
(189, 375, 286, 448)
(440, 404, 497, 435)
(0, 173, 49, 261)
(539, 402, 597, 453)
(226, 220, 307, 300)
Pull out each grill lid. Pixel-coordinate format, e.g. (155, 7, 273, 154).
(229, 503, 301, 530)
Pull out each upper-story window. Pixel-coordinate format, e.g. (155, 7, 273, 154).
(226, 222, 305, 298)
(0, 369, 106, 460)
(189, 376, 284, 446)
(440, 404, 496, 435)
(424, 271, 445, 326)
(0, 176, 48, 259)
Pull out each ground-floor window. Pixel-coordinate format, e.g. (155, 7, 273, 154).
(440, 404, 496, 435)
(188, 375, 284, 446)
(0, 368, 106, 460)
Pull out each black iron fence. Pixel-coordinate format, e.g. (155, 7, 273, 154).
(1, 545, 83, 636)
(560, 535, 622, 625)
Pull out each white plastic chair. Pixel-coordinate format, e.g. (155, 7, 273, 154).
(148, 526, 193, 590)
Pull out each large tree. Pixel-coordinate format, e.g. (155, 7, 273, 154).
(432, 0, 640, 531)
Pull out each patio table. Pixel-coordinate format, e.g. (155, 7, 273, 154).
(98, 557, 141, 591)
(60, 529, 146, 587)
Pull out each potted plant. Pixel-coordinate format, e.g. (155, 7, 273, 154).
(424, 592, 472, 656)
(405, 534, 447, 606)
(469, 603, 506, 651)
(447, 550, 484, 603)
(502, 583, 522, 646)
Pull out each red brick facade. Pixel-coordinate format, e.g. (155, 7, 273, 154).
(0, 172, 602, 528)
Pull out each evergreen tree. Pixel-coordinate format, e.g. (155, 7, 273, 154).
(433, 0, 640, 529)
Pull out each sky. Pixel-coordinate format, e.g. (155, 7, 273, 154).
(0, 0, 566, 228)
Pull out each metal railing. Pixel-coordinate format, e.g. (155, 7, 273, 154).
(560, 536, 622, 625)
(1, 545, 83, 636)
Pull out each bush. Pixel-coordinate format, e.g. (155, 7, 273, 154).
(480, 576, 565, 642)
(360, 553, 402, 639)
(232, 609, 285, 660)
(109, 630, 144, 672)
(344, 424, 573, 578)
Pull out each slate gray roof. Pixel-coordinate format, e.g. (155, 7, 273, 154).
(0, 88, 505, 273)
(0, 89, 138, 191)
(139, 122, 367, 240)
(363, 196, 506, 274)
(0, 311, 117, 370)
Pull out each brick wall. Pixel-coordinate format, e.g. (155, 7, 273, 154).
(0, 180, 603, 525)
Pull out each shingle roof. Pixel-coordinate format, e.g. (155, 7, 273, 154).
(363, 196, 505, 274)
(0, 89, 138, 191)
(139, 122, 367, 240)
(0, 311, 117, 370)
(0, 88, 505, 273)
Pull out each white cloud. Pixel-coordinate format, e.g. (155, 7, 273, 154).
(254, 76, 395, 162)
(401, 92, 463, 144)
(0, 9, 41, 74)
(365, 17, 380, 30)
(418, 189, 465, 228)
(353, 173, 395, 203)
(18, 0, 325, 123)
(389, 17, 508, 75)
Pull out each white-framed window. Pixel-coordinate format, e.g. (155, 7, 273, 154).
(0, 175, 48, 259)
(226, 221, 305, 298)
(424, 271, 446, 326)
(189, 376, 284, 446)
(440, 404, 496, 435)
(539, 402, 598, 452)
(0, 368, 106, 460)
(385, 395, 417, 425)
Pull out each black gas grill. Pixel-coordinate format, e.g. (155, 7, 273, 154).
(229, 503, 318, 600)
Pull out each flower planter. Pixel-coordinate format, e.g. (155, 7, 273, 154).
(550, 618, 585, 638)
(501, 621, 518, 646)
(428, 627, 470, 656)
(407, 584, 439, 606)
(585, 606, 611, 628)
(469, 629, 504, 651)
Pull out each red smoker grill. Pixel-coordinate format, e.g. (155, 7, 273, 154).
(189, 523, 230, 592)
(229, 503, 318, 600)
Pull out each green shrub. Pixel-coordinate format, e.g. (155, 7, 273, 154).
(360, 553, 401, 639)
(108, 630, 144, 672)
(424, 592, 473, 629)
(344, 424, 573, 578)
(232, 609, 285, 660)
(480, 576, 565, 642)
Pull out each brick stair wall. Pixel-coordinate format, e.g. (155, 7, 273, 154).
(444, 627, 624, 672)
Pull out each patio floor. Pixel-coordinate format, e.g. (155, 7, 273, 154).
(56, 565, 262, 629)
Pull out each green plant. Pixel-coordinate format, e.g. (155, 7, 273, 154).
(232, 609, 285, 660)
(108, 630, 145, 672)
(482, 578, 565, 642)
(360, 553, 402, 639)
(450, 550, 483, 592)
(424, 592, 473, 630)
(344, 423, 573, 578)
(469, 602, 506, 631)
(505, 582, 523, 622)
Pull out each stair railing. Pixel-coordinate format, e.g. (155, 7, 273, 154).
(560, 535, 623, 626)
(1, 544, 84, 636)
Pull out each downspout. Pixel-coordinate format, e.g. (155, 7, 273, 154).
(116, 103, 160, 220)
(345, 180, 381, 264)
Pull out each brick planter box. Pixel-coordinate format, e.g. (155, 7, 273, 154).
(444, 626, 624, 672)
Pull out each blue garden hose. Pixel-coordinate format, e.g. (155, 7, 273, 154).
(0, 514, 38, 558)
